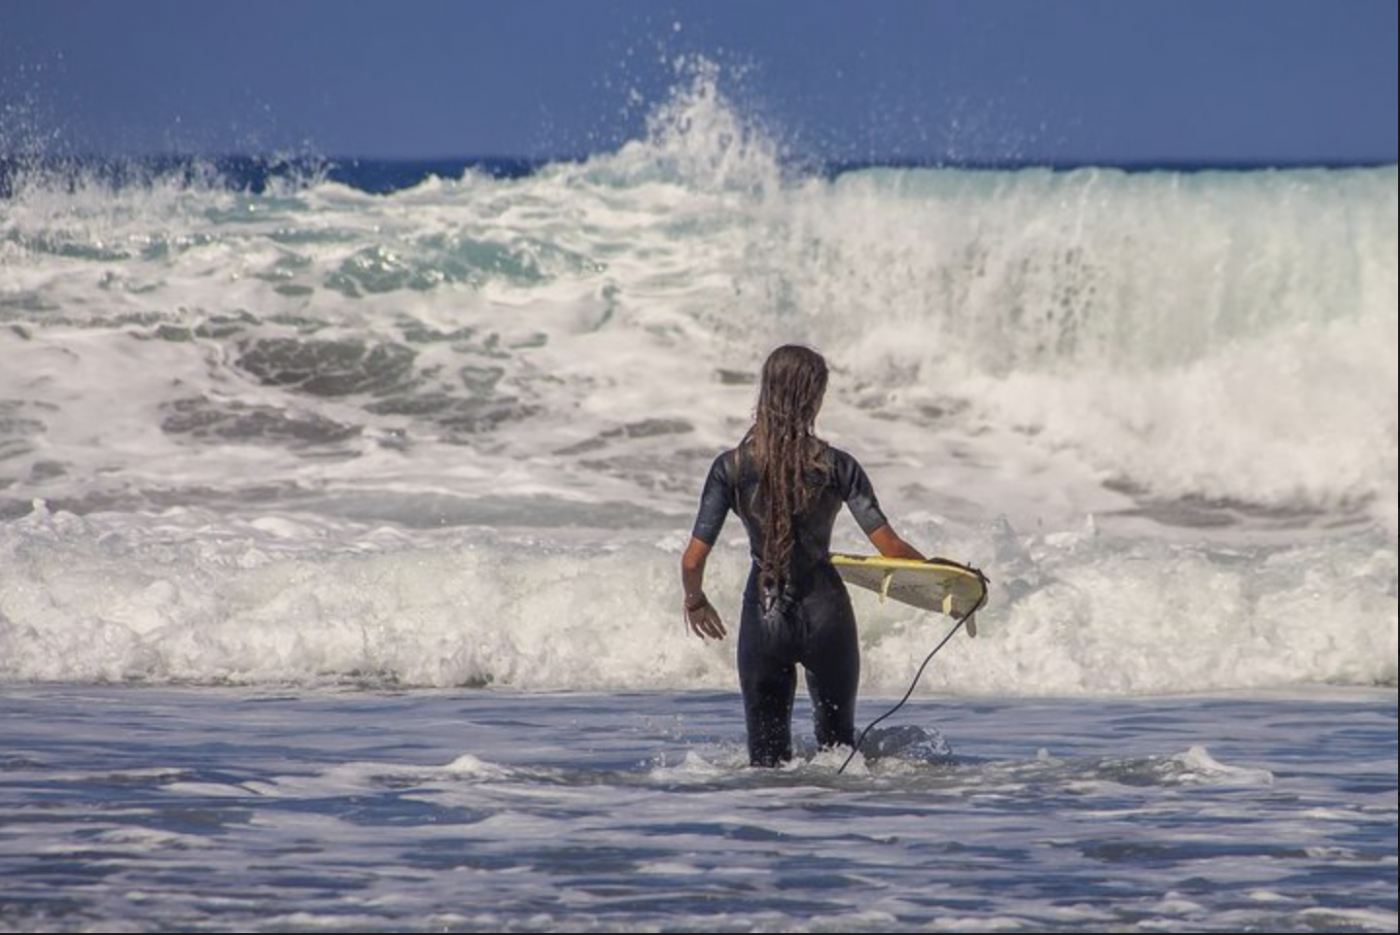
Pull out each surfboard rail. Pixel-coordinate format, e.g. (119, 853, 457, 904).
(829, 553, 989, 635)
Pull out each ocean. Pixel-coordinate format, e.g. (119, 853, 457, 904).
(1, 71, 1396, 931)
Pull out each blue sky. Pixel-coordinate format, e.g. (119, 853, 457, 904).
(1, 0, 1395, 165)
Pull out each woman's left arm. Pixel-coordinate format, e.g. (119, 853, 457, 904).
(681, 537, 727, 640)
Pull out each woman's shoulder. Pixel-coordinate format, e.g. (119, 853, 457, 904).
(709, 446, 741, 478)
(824, 445, 873, 486)
(826, 444, 860, 467)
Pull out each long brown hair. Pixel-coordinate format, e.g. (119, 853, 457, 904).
(740, 345, 830, 589)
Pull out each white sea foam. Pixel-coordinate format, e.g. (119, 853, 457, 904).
(0, 502, 1392, 692)
(0, 66, 1395, 691)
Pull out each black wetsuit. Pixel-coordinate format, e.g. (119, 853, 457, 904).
(691, 444, 890, 766)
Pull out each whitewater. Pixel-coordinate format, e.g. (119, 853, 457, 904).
(0, 70, 1395, 932)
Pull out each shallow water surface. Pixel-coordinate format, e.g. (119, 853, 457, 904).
(1, 686, 1394, 932)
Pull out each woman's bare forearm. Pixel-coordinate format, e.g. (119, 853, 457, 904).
(868, 523, 925, 561)
(681, 536, 712, 605)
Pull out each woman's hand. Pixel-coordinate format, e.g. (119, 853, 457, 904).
(684, 596, 727, 641)
(681, 537, 725, 640)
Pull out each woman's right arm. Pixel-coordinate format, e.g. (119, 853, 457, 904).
(838, 449, 925, 562)
(868, 523, 926, 561)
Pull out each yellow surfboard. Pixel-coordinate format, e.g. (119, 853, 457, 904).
(830, 554, 988, 637)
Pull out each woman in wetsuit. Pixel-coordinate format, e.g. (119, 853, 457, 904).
(681, 345, 925, 767)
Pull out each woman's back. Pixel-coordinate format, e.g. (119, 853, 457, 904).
(693, 442, 890, 590)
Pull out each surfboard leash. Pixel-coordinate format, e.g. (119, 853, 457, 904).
(837, 559, 990, 775)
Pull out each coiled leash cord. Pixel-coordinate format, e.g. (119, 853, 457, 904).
(837, 561, 990, 775)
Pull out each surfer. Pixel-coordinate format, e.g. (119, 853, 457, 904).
(681, 344, 926, 767)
